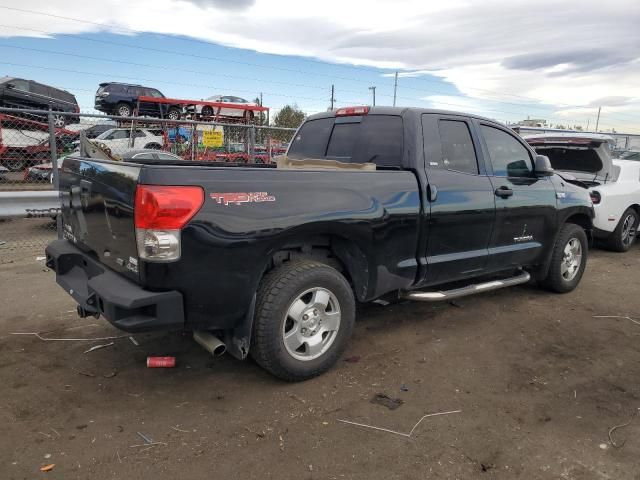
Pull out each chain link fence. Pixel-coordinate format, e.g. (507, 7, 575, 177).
(0, 107, 297, 262)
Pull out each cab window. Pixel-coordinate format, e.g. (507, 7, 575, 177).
(437, 120, 479, 174)
(481, 125, 533, 177)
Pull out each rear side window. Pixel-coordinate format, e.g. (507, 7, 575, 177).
(289, 115, 403, 167)
(289, 118, 334, 159)
(481, 125, 533, 177)
(31, 83, 50, 97)
(110, 130, 130, 140)
(437, 120, 478, 174)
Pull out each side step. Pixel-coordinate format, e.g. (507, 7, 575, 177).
(400, 271, 531, 302)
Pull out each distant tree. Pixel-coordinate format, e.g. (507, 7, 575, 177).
(574, 125, 584, 131)
(271, 104, 306, 142)
(554, 124, 566, 129)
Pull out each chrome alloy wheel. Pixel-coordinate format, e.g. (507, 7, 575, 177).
(621, 212, 637, 247)
(282, 287, 341, 361)
(561, 237, 583, 281)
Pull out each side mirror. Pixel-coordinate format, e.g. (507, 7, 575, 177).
(534, 154, 554, 177)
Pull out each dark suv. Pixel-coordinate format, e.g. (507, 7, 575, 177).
(94, 83, 182, 120)
(0, 77, 79, 127)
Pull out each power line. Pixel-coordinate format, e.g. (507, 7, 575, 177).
(1, 20, 638, 124)
(1, 13, 638, 122)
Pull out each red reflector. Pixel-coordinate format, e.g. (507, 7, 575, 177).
(134, 185, 204, 229)
(335, 106, 369, 116)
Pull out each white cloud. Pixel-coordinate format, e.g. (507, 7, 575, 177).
(1, 0, 639, 130)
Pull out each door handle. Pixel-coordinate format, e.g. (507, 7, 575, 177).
(495, 186, 513, 198)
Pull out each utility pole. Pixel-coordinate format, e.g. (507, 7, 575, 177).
(330, 84, 335, 110)
(595, 106, 601, 132)
(586, 119, 590, 131)
(369, 86, 376, 106)
(392, 71, 398, 107)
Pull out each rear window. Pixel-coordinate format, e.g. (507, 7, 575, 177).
(288, 115, 403, 167)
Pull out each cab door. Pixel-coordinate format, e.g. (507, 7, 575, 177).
(420, 114, 496, 286)
(476, 122, 557, 269)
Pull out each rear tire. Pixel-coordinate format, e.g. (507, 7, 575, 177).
(540, 223, 588, 293)
(201, 106, 214, 117)
(115, 102, 132, 117)
(251, 260, 355, 381)
(607, 208, 638, 252)
(167, 107, 181, 121)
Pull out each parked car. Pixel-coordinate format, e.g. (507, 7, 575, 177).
(46, 106, 593, 381)
(94, 83, 182, 120)
(527, 133, 640, 252)
(92, 128, 165, 153)
(0, 76, 79, 127)
(616, 149, 640, 162)
(24, 156, 66, 183)
(121, 149, 184, 163)
(0, 165, 8, 181)
(190, 95, 259, 120)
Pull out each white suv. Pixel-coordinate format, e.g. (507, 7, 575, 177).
(92, 128, 164, 153)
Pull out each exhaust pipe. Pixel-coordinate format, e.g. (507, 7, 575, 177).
(193, 331, 227, 357)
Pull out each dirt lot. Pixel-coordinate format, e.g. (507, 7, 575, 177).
(1, 245, 640, 480)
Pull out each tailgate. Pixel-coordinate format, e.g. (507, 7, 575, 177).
(59, 157, 141, 282)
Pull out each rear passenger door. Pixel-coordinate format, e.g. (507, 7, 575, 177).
(421, 114, 496, 285)
(477, 123, 557, 269)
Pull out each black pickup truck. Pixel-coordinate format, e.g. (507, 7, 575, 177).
(46, 107, 594, 381)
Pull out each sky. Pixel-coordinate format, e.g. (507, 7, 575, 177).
(0, 0, 639, 132)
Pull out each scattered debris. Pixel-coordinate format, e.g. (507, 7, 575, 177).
(50, 428, 60, 438)
(338, 410, 462, 438)
(400, 384, 409, 392)
(40, 464, 55, 472)
(370, 393, 404, 410)
(44, 454, 51, 459)
(11, 332, 128, 342)
(103, 371, 118, 378)
(146, 356, 176, 368)
(343, 355, 361, 363)
(38, 432, 52, 439)
(77, 371, 96, 378)
(117, 451, 122, 464)
(593, 315, 640, 326)
(35, 256, 46, 261)
(129, 442, 167, 448)
(83, 342, 114, 354)
(128, 336, 139, 346)
(289, 394, 306, 404)
(449, 300, 462, 308)
(608, 416, 635, 448)
(170, 426, 190, 433)
(137, 432, 154, 444)
(373, 299, 390, 306)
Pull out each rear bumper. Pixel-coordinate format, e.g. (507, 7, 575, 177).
(45, 239, 184, 332)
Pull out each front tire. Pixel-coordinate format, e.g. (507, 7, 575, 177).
(541, 223, 588, 293)
(607, 208, 638, 252)
(251, 260, 355, 381)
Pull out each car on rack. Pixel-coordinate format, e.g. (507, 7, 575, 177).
(526, 133, 640, 252)
(189, 95, 259, 120)
(94, 83, 183, 120)
(47, 106, 594, 381)
(0, 76, 79, 127)
(91, 127, 165, 155)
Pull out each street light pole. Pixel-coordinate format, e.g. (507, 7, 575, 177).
(369, 86, 376, 106)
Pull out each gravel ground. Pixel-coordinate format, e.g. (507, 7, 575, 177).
(1, 244, 640, 479)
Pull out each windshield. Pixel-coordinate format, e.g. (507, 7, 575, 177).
(95, 129, 116, 140)
(619, 151, 640, 161)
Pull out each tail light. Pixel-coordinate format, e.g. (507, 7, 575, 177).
(590, 190, 601, 205)
(74, 105, 80, 113)
(134, 185, 204, 262)
(335, 106, 369, 116)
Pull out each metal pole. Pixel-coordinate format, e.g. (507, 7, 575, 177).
(47, 106, 62, 239)
(595, 106, 601, 132)
(330, 85, 335, 110)
(249, 125, 255, 163)
(393, 71, 398, 107)
(369, 86, 376, 106)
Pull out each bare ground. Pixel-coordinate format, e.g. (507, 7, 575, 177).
(1, 245, 640, 479)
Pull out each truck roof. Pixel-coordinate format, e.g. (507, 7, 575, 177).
(307, 106, 501, 124)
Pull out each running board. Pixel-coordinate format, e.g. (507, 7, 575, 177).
(401, 271, 531, 302)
